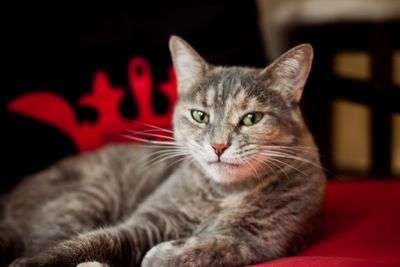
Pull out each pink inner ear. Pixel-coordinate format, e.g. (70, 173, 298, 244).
(273, 46, 313, 102)
(290, 56, 309, 101)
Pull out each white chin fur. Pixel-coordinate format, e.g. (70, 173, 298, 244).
(205, 163, 250, 184)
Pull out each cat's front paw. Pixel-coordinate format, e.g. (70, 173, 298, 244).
(76, 261, 109, 267)
(141, 241, 175, 267)
(142, 240, 194, 267)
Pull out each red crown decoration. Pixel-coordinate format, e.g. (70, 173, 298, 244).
(7, 56, 178, 152)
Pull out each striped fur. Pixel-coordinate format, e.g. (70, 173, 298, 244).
(1, 36, 325, 267)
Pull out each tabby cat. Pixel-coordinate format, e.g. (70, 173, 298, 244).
(0, 36, 326, 267)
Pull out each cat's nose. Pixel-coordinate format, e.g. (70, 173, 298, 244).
(212, 144, 229, 157)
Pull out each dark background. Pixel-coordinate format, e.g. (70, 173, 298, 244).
(2, 1, 267, 192)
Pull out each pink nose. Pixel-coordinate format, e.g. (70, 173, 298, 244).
(212, 144, 229, 157)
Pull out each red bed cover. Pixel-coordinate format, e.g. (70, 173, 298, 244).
(251, 180, 400, 267)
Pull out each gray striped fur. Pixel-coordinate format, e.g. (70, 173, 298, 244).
(1, 36, 325, 267)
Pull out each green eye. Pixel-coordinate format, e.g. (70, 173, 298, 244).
(241, 112, 263, 126)
(191, 110, 209, 124)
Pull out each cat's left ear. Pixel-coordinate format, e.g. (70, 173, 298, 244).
(169, 35, 208, 96)
(261, 44, 313, 103)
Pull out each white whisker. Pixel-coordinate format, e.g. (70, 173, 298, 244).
(127, 121, 174, 133)
(261, 145, 319, 156)
(244, 157, 261, 181)
(125, 130, 175, 141)
(256, 154, 308, 176)
(259, 151, 325, 171)
(149, 152, 191, 168)
(121, 135, 178, 146)
(134, 148, 186, 167)
(252, 156, 272, 175)
(254, 155, 291, 179)
(133, 144, 184, 149)
(165, 156, 194, 169)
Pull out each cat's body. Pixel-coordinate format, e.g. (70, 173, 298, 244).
(1, 36, 326, 267)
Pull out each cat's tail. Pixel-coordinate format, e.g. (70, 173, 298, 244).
(0, 222, 23, 266)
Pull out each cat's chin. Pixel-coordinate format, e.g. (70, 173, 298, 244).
(206, 162, 251, 185)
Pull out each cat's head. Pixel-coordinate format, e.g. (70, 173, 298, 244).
(169, 36, 314, 187)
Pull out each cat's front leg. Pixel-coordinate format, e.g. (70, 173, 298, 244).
(10, 213, 174, 267)
(10, 258, 109, 267)
(141, 235, 263, 267)
(10, 227, 138, 267)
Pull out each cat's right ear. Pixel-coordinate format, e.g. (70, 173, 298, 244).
(169, 36, 208, 95)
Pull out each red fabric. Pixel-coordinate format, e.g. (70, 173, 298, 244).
(7, 57, 177, 152)
(250, 180, 400, 267)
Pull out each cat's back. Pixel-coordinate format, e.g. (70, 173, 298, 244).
(2, 144, 177, 224)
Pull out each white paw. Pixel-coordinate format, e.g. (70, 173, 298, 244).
(142, 241, 177, 267)
(76, 261, 109, 267)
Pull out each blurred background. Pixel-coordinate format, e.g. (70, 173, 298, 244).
(257, 0, 400, 179)
(2, 0, 400, 193)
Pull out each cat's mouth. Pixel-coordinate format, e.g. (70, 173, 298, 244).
(208, 160, 241, 167)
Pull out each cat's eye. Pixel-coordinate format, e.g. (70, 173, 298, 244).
(191, 110, 209, 124)
(241, 112, 263, 126)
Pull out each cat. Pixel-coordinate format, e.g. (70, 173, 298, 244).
(0, 36, 326, 267)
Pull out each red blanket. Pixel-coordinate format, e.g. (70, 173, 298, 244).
(250, 180, 400, 267)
